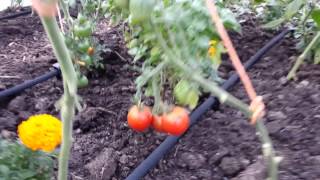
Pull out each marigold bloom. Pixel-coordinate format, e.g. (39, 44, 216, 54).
(18, 114, 62, 152)
(208, 46, 216, 58)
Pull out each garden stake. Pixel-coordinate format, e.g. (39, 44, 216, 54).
(32, 0, 79, 179)
(206, 1, 279, 179)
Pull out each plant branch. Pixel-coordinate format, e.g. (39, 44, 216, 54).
(287, 31, 320, 80)
(40, 16, 78, 180)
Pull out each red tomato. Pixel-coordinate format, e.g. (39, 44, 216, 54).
(127, 105, 152, 132)
(152, 115, 164, 132)
(162, 107, 190, 136)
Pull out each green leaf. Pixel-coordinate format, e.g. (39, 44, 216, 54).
(311, 9, 320, 28)
(284, 0, 306, 19)
(314, 47, 320, 64)
(262, 18, 286, 29)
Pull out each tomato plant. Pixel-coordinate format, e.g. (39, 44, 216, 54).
(57, 0, 108, 88)
(251, 0, 320, 79)
(107, 0, 241, 114)
(127, 105, 153, 132)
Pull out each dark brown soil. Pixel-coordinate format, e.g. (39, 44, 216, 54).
(0, 11, 319, 180)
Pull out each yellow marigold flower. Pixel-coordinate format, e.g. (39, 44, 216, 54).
(208, 46, 216, 58)
(18, 114, 62, 152)
(208, 40, 218, 58)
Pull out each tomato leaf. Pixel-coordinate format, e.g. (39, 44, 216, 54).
(262, 18, 286, 29)
(311, 9, 320, 28)
(284, 0, 306, 19)
(314, 47, 320, 64)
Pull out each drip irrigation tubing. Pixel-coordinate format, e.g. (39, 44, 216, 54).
(0, 67, 60, 100)
(125, 29, 292, 180)
(0, 7, 32, 21)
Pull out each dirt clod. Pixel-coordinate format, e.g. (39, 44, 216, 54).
(219, 157, 242, 176)
(85, 148, 118, 180)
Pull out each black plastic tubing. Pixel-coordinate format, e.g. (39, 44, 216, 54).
(125, 29, 291, 180)
(0, 8, 32, 21)
(0, 68, 60, 100)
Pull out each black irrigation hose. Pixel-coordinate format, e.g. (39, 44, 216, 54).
(0, 8, 32, 21)
(0, 68, 60, 100)
(125, 29, 292, 180)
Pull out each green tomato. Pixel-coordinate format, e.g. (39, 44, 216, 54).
(64, 36, 73, 48)
(78, 40, 90, 53)
(81, 54, 93, 66)
(129, 0, 156, 25)
(74, 22, 92, 38)
(77, 13, 87, 25)
(114, 0, 129, 9)
(77, 75, 89, 88)
(174, 79, 199, 109)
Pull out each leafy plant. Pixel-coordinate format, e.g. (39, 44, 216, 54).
(10, 0, 23, 10)
(0, 138, 55, 180)
(60, 0, 108, 88)
(254, 0, 320, 79)
(108, 0, 241, 112)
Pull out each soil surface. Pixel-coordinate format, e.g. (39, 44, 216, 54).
(0, 11, 319, 180)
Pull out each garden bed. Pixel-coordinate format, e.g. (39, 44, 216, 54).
(0, 12, 320, 180)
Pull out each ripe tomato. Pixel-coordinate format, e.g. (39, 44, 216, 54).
(87, 47, 94, 56)
(162, 107, 190, 136)
(152, 115, 164, 132)
(127, 105, 152, 132)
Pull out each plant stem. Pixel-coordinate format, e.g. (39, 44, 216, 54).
(287, 31, 320, 80)
(40, 16, 78, 180)
(59, 0, 73, 27)
(58, 89, 75, 180)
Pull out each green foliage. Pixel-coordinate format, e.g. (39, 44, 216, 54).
(0, 138, 55, 180)
(62, 0, 108, 88)
(106, 0, 241, 111)
(253, 0, 320, 78)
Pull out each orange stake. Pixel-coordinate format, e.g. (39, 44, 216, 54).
(205, 0, 265, 124)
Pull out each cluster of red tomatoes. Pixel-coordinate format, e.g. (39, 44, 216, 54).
(127, 105, 190, 136)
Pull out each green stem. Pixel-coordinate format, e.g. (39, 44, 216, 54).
(152, 77, 161, 114)
(59, 0, 73, 27)
(40, 17, 78, 180)
(41, 17, 77, 95)
(58, 89, 75, 180)
(287, 31, 320, 80)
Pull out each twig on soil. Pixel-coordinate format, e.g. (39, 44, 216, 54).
(114, 50, 128, 62)
(0, 75, 21, 79)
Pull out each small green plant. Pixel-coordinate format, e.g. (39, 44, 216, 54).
(10, 0, 23, 10)
(253, 0, 320, 79)
(59, 0, 108, 88)
(0, 138, 55, 180)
